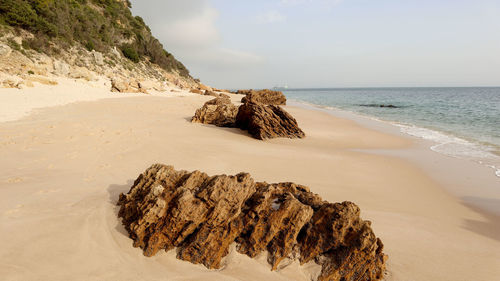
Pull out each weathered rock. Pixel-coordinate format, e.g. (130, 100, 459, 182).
(191, 97, 239, 127)
(298, 202, 386, 281)
(190, 89, 204, 95)
(92, 51, 104, 66)
(25, 75, 58, 86)
(111, 78, 129, 92)
(204, 90, 219, 97)
(111, 78, 144, 93)
(198, 83, 213, 92)
(241, 89, 287, 105)
(235, 102, 305, 140)
(118, 164, 256, 268)
(213, 88, 231, 93)
(53, 60, 70, 76)
(117, 164, 386, 281)
(0, 44, 12, 58)
(111, 46, 121, 58)
(70, 66, 95, 81)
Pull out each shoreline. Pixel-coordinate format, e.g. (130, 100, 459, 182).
(289, 100, 500, 217)
(1, 81, 499, 280)
(288, 98, 500, 179)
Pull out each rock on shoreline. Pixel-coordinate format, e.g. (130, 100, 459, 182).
(240, 89, 287, 105)
(191, 96, 238, 127)
(117, 164, 386, 281)
(235, 102, 305, 140)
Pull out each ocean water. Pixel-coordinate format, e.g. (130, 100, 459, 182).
(283, 87, 500, 178)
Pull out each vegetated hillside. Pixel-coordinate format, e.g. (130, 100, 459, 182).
(0, 0, 190, 77)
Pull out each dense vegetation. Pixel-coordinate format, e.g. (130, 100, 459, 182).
(0, 0, 190, 77)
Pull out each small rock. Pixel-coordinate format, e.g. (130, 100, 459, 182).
(190, 89, 204, 95)
(92, 51, 104, 66)
(53, 60, 70, 76)
(0, 44, 12, 58)
(203, 90, 218, 97)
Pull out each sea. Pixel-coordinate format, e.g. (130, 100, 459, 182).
(282, 87, 500, 178)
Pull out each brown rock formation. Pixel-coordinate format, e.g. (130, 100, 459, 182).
(190, 89, 204, 95)
(241, 89, 287, 105)
(203, 90, 219, 97)
(191, 97, 239, 127)
(111, 78, 148, 94)
(235, 102, 305, 140)
(117, 164, 386, 281)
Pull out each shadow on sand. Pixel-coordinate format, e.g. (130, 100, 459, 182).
(183, 115, 254, 139)
(461, 196, 500, 242)
(107, 179, 135, 238)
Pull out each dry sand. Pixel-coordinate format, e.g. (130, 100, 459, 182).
(0, 80, 499, 281)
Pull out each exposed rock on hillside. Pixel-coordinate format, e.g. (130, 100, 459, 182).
(0, 2, 198, 90)
(235, 102, 305, 140)
(191, 97, 239, 127)
(241, 89, 287, 105)
(190, 89, 204, 95)
(117, 164, 386, 281)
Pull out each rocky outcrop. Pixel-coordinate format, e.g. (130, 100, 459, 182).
(203, 90, 219, 97)
(241, 89, 287, 105)
(359, 104, 401, 109)
(111, 78, 152, 93)
(0, 44, 12, 58)
(117, 164, 386, 281)
(190, 89, 204, 95)
(235, 102, 305, 140)
(191, 97, 239, 127)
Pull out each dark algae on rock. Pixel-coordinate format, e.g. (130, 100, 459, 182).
(117, 164, 386, 281)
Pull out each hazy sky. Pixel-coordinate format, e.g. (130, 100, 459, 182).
(131, 0, 500, 89)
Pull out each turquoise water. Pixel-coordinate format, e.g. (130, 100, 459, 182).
(283, 87, 500, 177)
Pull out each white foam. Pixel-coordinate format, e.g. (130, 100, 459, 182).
(398, 125, 499, 159)
(289, 99, 500, 179)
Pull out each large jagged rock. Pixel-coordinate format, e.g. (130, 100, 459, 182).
(235, 102, 305, 140)
(191, 97, 239, 127)
(118, 164, 386, 281)
(241, 89, 287, 105)
(118, 164, 256, 268)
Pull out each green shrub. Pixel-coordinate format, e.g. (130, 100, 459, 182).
(7, 38, 21, 51)
(85, 41, 95, 51)
(121, 45, 139, 63)
(27, 70, 34, 75)
(0, 0, 190, 77)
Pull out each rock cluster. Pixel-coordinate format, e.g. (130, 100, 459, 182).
(191, 90, 305, 140)
(241, 89, 287, 105)
(111, 78, 166, 94)
(191, 96, 239, 127)
(235, 102, 305, 140)
(118, 164, 386, 281)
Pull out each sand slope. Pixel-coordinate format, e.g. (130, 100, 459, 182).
(0, 83, 499, 280)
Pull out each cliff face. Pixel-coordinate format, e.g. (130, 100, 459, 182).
(0, 0, 197, 89)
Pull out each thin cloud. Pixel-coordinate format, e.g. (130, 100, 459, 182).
(256, 10, 286, 24)
(131, 0, 264, 71)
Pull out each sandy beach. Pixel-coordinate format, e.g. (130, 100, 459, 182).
(1, 80, 499, 281)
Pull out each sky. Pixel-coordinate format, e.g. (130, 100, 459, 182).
(131, 0, 500, 89)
